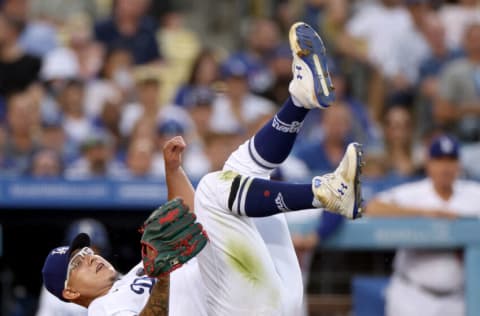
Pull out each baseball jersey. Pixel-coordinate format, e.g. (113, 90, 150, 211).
(88, 260, 206, 316)
(88, 263, 156, 316)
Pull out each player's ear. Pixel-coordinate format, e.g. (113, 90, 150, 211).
(63, 287, 80, 301)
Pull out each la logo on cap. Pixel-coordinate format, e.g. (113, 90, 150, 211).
(440, 137, 454, 154)
(51, 246, 68, 255)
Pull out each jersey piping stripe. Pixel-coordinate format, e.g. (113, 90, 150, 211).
(248, 138, 279, 170)
(239, 177, 254, 216)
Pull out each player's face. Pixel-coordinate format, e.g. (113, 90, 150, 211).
(427, 158, 459, 190)
(65, 247, 117, 300)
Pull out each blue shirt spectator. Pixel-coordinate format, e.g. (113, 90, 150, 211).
(95, 17, 159, 65)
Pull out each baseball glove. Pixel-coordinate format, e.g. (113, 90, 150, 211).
(140, 198, 208, 277)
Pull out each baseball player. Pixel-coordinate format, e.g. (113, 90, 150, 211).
(188, 22, 362, 315)
(37, 219, 110, 316)
(42, 22, 363, 315)
(366, 135, 480, 316)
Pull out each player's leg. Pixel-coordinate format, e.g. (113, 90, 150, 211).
(234, 22, 335, 174)
(228, 143, 362, 218)
(194, 172, 290, 315)
(228, 142, 363, 219)
(193, 22, 345, 315)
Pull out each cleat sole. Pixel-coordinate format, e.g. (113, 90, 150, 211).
(289, 22, 335, 107)
(352, 143, 364, 219)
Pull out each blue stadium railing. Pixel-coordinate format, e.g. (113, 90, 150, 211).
(0, 179, 169, 210)
(323, 218, 480, 316)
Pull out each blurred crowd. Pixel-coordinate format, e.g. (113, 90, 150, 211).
(0, 0, 480, 190)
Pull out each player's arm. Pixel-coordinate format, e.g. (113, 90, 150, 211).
(365, 198, 457, 219)
(163, 136, 195, 209)
(138, 276, 169, 316)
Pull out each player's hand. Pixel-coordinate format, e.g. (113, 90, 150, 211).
(163, 136, 186, 172)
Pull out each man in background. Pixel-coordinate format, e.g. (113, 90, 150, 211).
(366, 134, 480, 316)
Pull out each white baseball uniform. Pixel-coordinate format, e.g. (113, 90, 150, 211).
(87, 260, 207, 316)
(193, 139, 304, 315)
(376, 178, 480, 316)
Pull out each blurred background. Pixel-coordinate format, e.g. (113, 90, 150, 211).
(0, 0, 480, 315)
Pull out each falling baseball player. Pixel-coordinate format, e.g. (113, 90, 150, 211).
(42, 22, 363, 315)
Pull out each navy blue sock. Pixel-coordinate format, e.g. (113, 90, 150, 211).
(249, 97, 309, 169)
(228, 175, 316, 217)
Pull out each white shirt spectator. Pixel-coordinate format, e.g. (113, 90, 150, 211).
(63, 117, 95, 145)
(392, 22, 430, 84)
(84, 81, 121, 119)
(346, 2, 412, 78)
(439, 4, 480, 50)
(209, 93, 274, 133)
(377, 178, 480, 316)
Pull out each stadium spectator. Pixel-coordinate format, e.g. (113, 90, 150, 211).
(39, 116, 78, 165)
(230, 18, 279, 94)
(184, 87, 215, 142)
(156, 9, 201, 100)
(210, 56, 274, 136)
(39, 47, 80, 122)
(123, 137, 156, 179)
(92, 89, 123, 153)
(381, 104, 424, 179)
(59, 79, 96, 148)
(1, 91, 41, 176)
(62, 13, 104, 80)
(175, 87, 215, 178)
(151, 119, 186, 177)
(389, 0, 431, 94)
(173, 50, 219, 107)
(366, 134, 480, 316)
(435, 23, 480, 142)
(313, 0, 350, 54)
(120, 66, 162, 137)
(0, 12, 41, 97)
(94, 0, 160, 65)
(65, 131, 124, 179)
(295, 102, 352, 173)
(439, 0, 480, 50)
(84, 46, 132, 118)
(1, 0, 58, 58)
(340, 0, 412, 120)
(329, 61, 379, 147)
(30, 148, 62, 178)
(262, 44, 293, 105)
(417, 13, 463, 135)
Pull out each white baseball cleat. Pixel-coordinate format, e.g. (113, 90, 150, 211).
(288, 22, 335, 109)
(312, 143, 363, 219)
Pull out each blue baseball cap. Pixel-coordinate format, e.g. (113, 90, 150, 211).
(429, 135, 459, 160)
(42, 233, 91, 301)
(220, 56, 249, 79)
(184, 87, 215, 108)
(157, 119, 185, 136)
